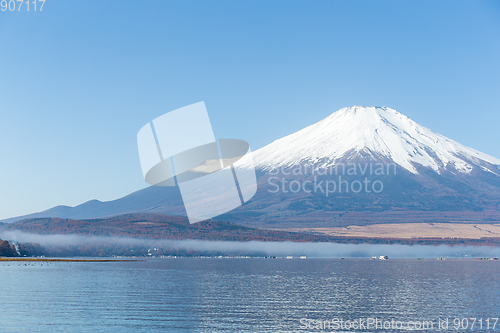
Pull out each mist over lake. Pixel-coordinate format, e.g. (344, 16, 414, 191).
(2, 230, 500, 259)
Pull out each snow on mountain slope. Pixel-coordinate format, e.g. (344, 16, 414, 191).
(249, 106, 500, 174)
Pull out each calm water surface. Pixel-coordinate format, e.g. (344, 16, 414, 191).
(1, 258, 499, 332)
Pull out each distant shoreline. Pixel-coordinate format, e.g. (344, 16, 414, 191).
(0, 257, 139, 262)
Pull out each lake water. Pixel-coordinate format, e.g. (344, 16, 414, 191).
(1, 258, 499, 332)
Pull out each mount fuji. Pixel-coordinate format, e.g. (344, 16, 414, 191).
(249, 106, 500, 175)
(5, 106, 500, 228)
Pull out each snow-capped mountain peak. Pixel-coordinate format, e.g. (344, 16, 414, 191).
(250, 106, 500, 174)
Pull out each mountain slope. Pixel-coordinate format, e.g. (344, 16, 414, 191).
(5, 105, 500, 227)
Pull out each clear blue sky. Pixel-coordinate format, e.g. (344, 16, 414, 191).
(1, 0, 499, 219)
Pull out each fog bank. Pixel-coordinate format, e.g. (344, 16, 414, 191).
(1, 230, 499, 258)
